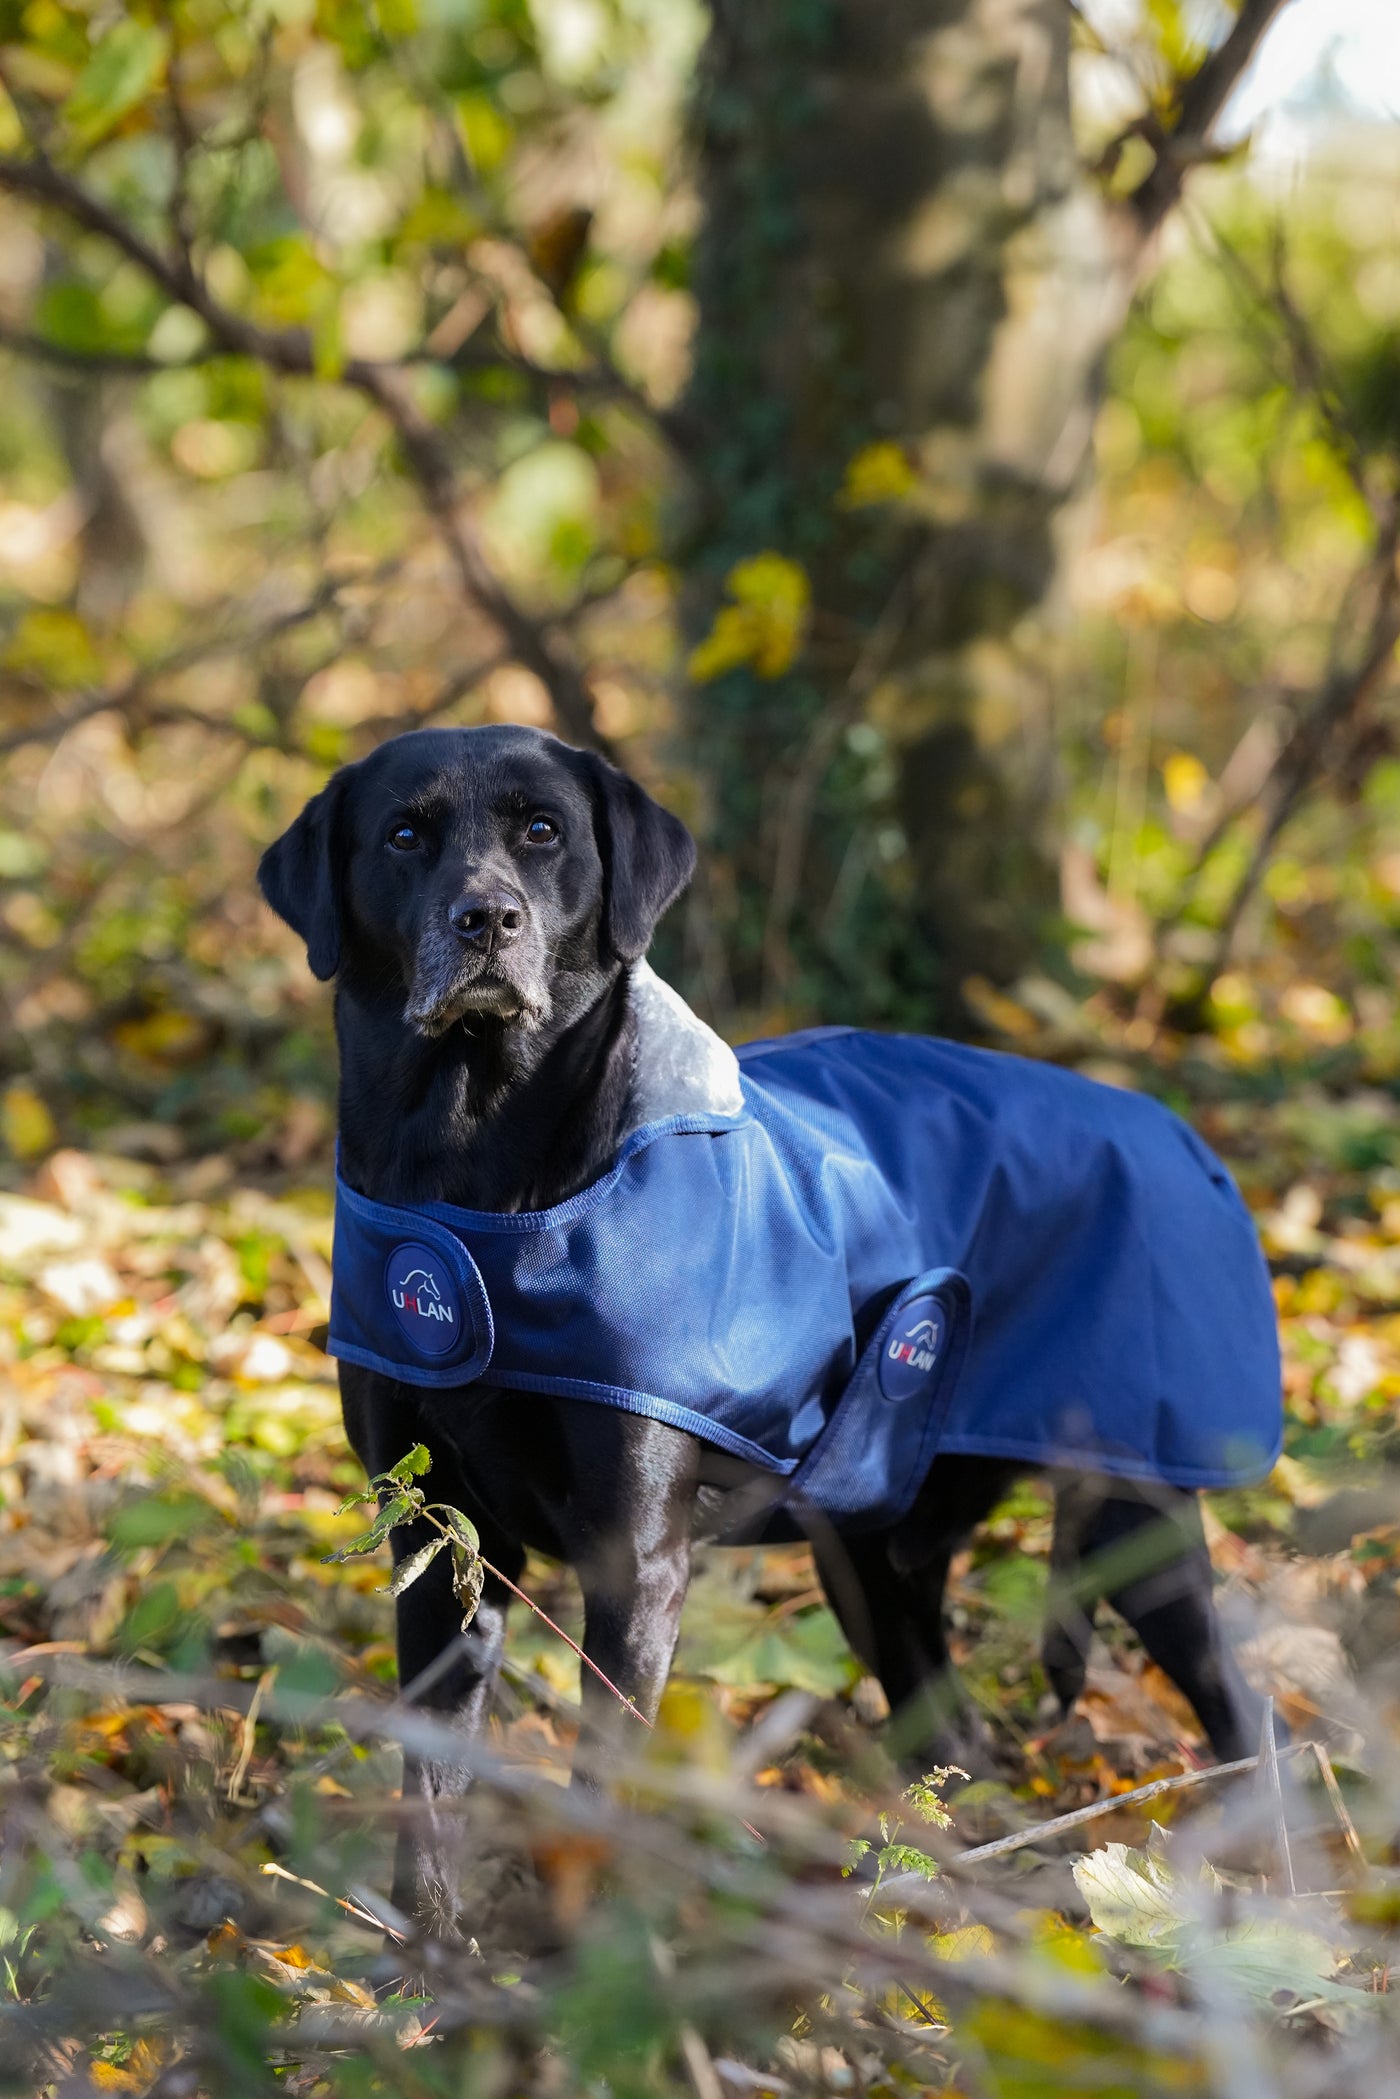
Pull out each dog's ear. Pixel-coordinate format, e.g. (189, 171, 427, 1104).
(581, 752, 696, 963)
(257, 773, 348, 982)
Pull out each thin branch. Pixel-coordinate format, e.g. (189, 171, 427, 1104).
(0, 322, 172, 374)
(0, 148, 611, 754)
(478, 1554, 652, 1730)
(161, 0, 199, 268)
(0, 315, 679, 428)
(0, 562, 389, 758)
(1190, 531, 1400, 982)
(1150, 208, 1400, 982)
(1127, 0, 1292, 239)
(877, 1744, 1307, 1901)
(1311, 1741, 1365, 1868)
(1195, 208, 1371, 501)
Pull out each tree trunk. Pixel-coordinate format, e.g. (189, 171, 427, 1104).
(678, 0, 1229, 1027)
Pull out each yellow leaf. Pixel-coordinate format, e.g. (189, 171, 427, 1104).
(2, 1085, 56, 1160)
(1029, 1912, 1106, 1974)
(650, 1677, 733, 1771)
(839, 440, 919, 509)
(90, 2044, 169, 2094)
(960, 975, 1038, 1039)
(325, 1974, 378, 2006)
(687, 553, 810, 683)
(4, 606, 100, 687)
(456, 92, 512, 174)
(268, 1942, 317, 1970)
(112, 1011, 207, 1065)
(90, 2066, 142, 2092)
(1162, 750, 1209, 814)
(930, 1923, 997, 1962)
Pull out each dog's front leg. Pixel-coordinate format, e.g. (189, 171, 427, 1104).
(559, 1413, 700, 1784)
(389, 1514, 525, 1937)
(338, 1368, 525, 1936)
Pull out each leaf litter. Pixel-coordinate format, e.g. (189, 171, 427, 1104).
(0, 1110, 1398, 2094)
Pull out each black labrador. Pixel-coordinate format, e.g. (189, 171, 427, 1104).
(259, 722, 1264, 1936)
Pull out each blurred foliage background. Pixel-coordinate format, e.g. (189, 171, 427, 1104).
(0, 0, 1395, 1157)
(4, 1, 1400, 2094)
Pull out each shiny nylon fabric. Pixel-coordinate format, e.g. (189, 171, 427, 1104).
(328, 1028, 1283, 1524)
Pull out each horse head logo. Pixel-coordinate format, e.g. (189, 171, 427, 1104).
(395, 1266, 441, 1300)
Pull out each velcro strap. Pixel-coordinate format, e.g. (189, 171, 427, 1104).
(781, 1268, 971, 1533)
(328, 1176, 494, 1388)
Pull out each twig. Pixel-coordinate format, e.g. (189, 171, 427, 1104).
(0, 148, 610, 755)
(227, 1666, 275, 1803)
(678, 2021, 726, 2099)
(0, 323, 175, 374)
(477, 1555, 652, 1729)
(161, 0, 199, 267)
(1311, 1740, 1365, 1869)
(878, 1746, 1306, 1898)
(0, 561, 394, 759)
(1150, 212, 1400, 979)
(1193, 560, 1400, 980)
(259, 1860, 406, 1943)
(1256, 1695, 1296, 1895)
(1127, 0, 1291, 239)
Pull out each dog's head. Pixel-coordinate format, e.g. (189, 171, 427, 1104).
(257, 725, 695, 1037)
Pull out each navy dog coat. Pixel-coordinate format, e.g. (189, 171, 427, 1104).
(328, 976, 1282, 1532)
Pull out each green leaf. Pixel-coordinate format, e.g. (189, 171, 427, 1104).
(382, 1534, 446, 1598)
(322, 1493, 414, 1562)
(1178, 1919, 1356, 2009)
(680, 1600, 859, 1696)
(108, 1492, 224, 1551)
(877, 1842, 939, 1882)
(436, 1505, 479, 1551)
(114, 1580, 182, 1655)
(384, 1444, 432, 1486)
(1072, 1841, 1181, 1948)
(63, 21, 166, 145)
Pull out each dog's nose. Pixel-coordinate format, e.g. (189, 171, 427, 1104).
(449, 888, 524, 950)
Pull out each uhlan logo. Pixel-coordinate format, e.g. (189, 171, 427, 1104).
(392, 1267, 455, 1326)
(886, 1316, 940, 1375)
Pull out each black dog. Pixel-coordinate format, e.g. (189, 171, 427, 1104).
(259, 723, 1265, 1936)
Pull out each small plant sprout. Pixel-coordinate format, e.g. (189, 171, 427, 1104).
(845, 1767, 967, 1899)
(325, 1445, 651, 1726)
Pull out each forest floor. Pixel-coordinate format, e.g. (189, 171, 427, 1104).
(1, 1059, 1399, 2095)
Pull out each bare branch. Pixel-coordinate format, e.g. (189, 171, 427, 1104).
(1193, 208, 1371, 499)
(1201, 551, 1400, 978)
(161, 0, 199, 267)
(1127, 0, 1292, 239)
(0, 149, 612, 754)
(0, 321, 171, 373)
(0, 564, 389, 759)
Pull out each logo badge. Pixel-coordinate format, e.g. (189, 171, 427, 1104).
(385, 1241, 462, 1358)
(878, 1294, 945, 1402)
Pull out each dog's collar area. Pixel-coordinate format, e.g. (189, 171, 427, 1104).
(620, 961, 744, 1140)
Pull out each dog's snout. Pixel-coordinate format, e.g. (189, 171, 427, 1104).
(449, 888, 525, 950)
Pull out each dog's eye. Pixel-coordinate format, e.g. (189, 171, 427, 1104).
(387, 823, 421, 853)
(525, 815, 559, 845)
